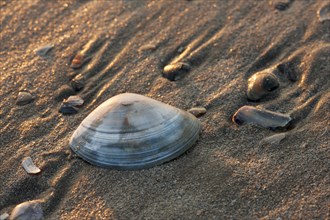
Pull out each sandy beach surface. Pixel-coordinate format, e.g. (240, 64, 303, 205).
(1, 0, 329, 219)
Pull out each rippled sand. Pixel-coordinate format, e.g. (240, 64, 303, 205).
(0, 0, 329, 219)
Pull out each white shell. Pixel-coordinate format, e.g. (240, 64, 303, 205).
(21, 157, 41, 174)
(9, 201, 43, 220)
(69, 93, 201, 170)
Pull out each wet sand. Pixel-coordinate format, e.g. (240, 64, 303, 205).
(0, 0, 329, 219)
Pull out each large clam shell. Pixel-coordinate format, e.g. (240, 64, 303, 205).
(69, 93, 201, 170)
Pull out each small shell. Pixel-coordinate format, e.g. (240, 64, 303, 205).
(70, 53, 85, 69)
(260, 133, 286, 145)
(0, 213, 9, 220)
(34, 44, 54, 56)
(59, 96, 84, 115)
(70, 74, 85, 91)
(162, 62, 190, 81)
(22, 157, 41, 174)
(247, 70, 279, 101)
(318, 4, 330, 22)
(139, 44, 157, 52)
(69, 93, 201, 170)
(188, 107, 207, 117)
(232, 106, 292, 129)
(9, 201, 43, 220)
(64, 96, 84, 107)
(16, 92, 34, 106)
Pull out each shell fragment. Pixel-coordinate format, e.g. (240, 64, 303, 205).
(22, 157, 41, 174)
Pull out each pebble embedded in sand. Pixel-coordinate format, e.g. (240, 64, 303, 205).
(34, 44, 54, 56)
(260, 133, 286, 145)
(232, 105, 292, 129)
(247, 70, 279, 101)
(318, 4, 330, 22)
(55, 85, 76, 101)
(188, 107, 207, 117)
(16, 92, 34, 106)
(70, 74, 85, 91)
(10, 200, 43, 220)
(162, 62, 190, 81)
(22, 157, 41, 174)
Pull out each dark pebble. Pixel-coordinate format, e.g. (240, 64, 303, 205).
(55, 85, 76, 101)
(274, 2, 290, 11)
(162, 62, 190, 81)
(59, 103, 79, 115)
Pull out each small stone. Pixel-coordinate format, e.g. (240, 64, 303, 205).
(188, 107, 207, 117)
(70, 53, 86, 69)
(177, 46, 185, 53)
(260, 133, 286, 145)
(70, 74, 85, 91)
(16, 92, 34, 106)
(59, 95, 84, 115)
(10, 201, 43, 220)
(274, 2, 290, 11)
(55, 85, 75, 101)
(34, 44, 54, 56)
(162, 62, 190, 81)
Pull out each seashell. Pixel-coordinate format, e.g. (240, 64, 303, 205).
(162, 62, 190, 81)
(70, 74, 85, 91)
(232, 106, 292, 129)
(139, 44, 157, 52)
(34, 44, 54, 56)
(188, 107, 207, 117)
(9, 200, 43, 220)
(69, 93, 201, 170)
(247, 70, 279, 101)
(16, 92, 34, 106)
(260, 133, 286, 145)
(0, 213, 9, 220)
(64, 95, 84, 106)
(22, 157, 41, 174)
(318, 4, 330, 22)
(59, 96, 84, 115)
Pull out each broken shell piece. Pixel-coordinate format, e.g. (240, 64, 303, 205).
(22, 157, 41, 174)
(188, 107, 206, 117)
(64, 96, 84, 107)
(318, 4, 330, 22)
(139, 44, 157, 52)
(10, 201, 43, 220)
(247, 70, 279, 101)
(34, 44, 54, 56)
(232, 106, 292, 129)
(260, 133, 286, 145)
(16, 92, 34, 106)
(0, 213, 9, 220)
(162, 62, 190, 81)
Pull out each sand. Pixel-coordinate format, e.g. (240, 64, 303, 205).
(0, 0, 329, 219)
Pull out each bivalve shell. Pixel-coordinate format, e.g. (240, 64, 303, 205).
(247, 70, 279, 101)
(69, 93, 201, 170)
